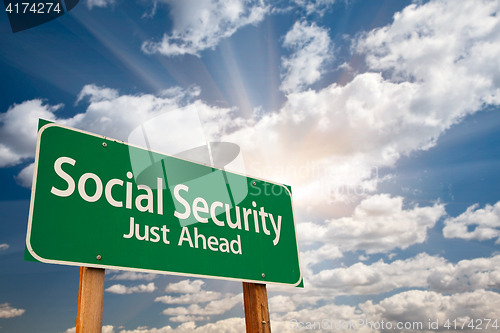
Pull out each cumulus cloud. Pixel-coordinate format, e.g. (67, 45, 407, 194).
(169, 315, 208, 323)
(15, 162, 34, 188)
(356, 0, 500, 101)
(63, 84, 215, 142)
(272, 289, 500, 333)
(115, 323, 194, 333)
(361, 289, 500, 332)
(297, 194, 445, 254)
(299, 244, 343, 277)
(280, 21, 333, 93)
(224, 0, 500, 207)
(141, 0, 268, 57)
(0, 86, 166, 169)
(155, 291, 222, 304)
(427, 255, 500, 293)
(0, 84, 233, 187)
(443, 201, 500, 243)
(292, 0, 336, 16)
(105, 282, 156, 294)
(269, 295, 296, 313)
(86, 0, 114, 10)
(75, 84, 119, 104)
(271, 302, 367, 333)
(0, 303, 25, 318)
(0, 100, 60, 167)
(307, 253, 445, 296)
(108, 271, 158, 281)
(156, 279, 237, 321)
(118, 318, 245, 333)
(64, 325, 115, 333)
(63, 325, 114, 333)
(161, 293, 243, 317)
(102, 326, 115, 333)
(284, 253, 500, 303)
(165, 279, 205, 294)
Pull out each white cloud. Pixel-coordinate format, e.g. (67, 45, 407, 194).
(161, 293, 242, 317)
(297, 194, 445, 254)
(0, 85, 233, 187)
(271, 303, 368, 333)
(0, 88, 170, 169)
(86, 0, 114, 10)
(271, 289, 500, 333)
(156, 279, 224, 311)
(109, 272, 158, 281)
(269, 295, 296, 313)
(299, 244, 343, 278)
(63, 85, 199, 142)
(280, 21, 333, 93)
(141, 0, 269, 57)
(105, 282, 156, 294)
(284, 253, 500, 303)
(356, 0, 500, 105)
(188, 318, 245, 333)
(142, 1, 158, 19)
(155, 291, 222, 304)
(103, 326, 115, 333)
(63, 325, 114, 333)
(169, 315, 208, 323)
(0, 244, 9, 251)
(15, 162, 34, 188)
(224, 0, 500, 207)
(0, 303, 25, 318)
(165, 279, 205, 294)
(360, 289, 500, 333)
(118, 318, 245, 333)
(76, 84, 119, 104)
(292, 0, 336, 16)
(443, 201, 500, 243)
(427, 255, 500, 293)
(116, 323, 195, 333)
(0, 100, 60, 167)
(307, 253, 445, 296)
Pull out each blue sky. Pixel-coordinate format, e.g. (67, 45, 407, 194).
(2, 0, 500, 332)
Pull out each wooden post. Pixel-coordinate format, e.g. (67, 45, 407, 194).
(76, 267, 105, 333)
(243, 282, 271, 333)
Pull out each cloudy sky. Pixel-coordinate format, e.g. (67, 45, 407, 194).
(2, 0, 500, 332)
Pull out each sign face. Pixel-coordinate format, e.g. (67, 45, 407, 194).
(26, 122, 302, 286)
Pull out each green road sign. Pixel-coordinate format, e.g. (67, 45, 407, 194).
(26, 121, 302, 286)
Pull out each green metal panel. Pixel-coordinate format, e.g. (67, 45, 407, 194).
(26, 121, 302, 287)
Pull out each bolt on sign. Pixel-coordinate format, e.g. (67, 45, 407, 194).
(25, 120, 302, 287)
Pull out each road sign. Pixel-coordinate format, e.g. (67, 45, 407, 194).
(26, 121, 302, 286)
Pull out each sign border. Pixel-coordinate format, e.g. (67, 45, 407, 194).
(26, 122, 303, 287)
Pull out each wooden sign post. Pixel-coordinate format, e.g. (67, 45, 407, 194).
(76, 267, 105, 333)
(74, 274, 271, 333)
(243, 282, 271, 333)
